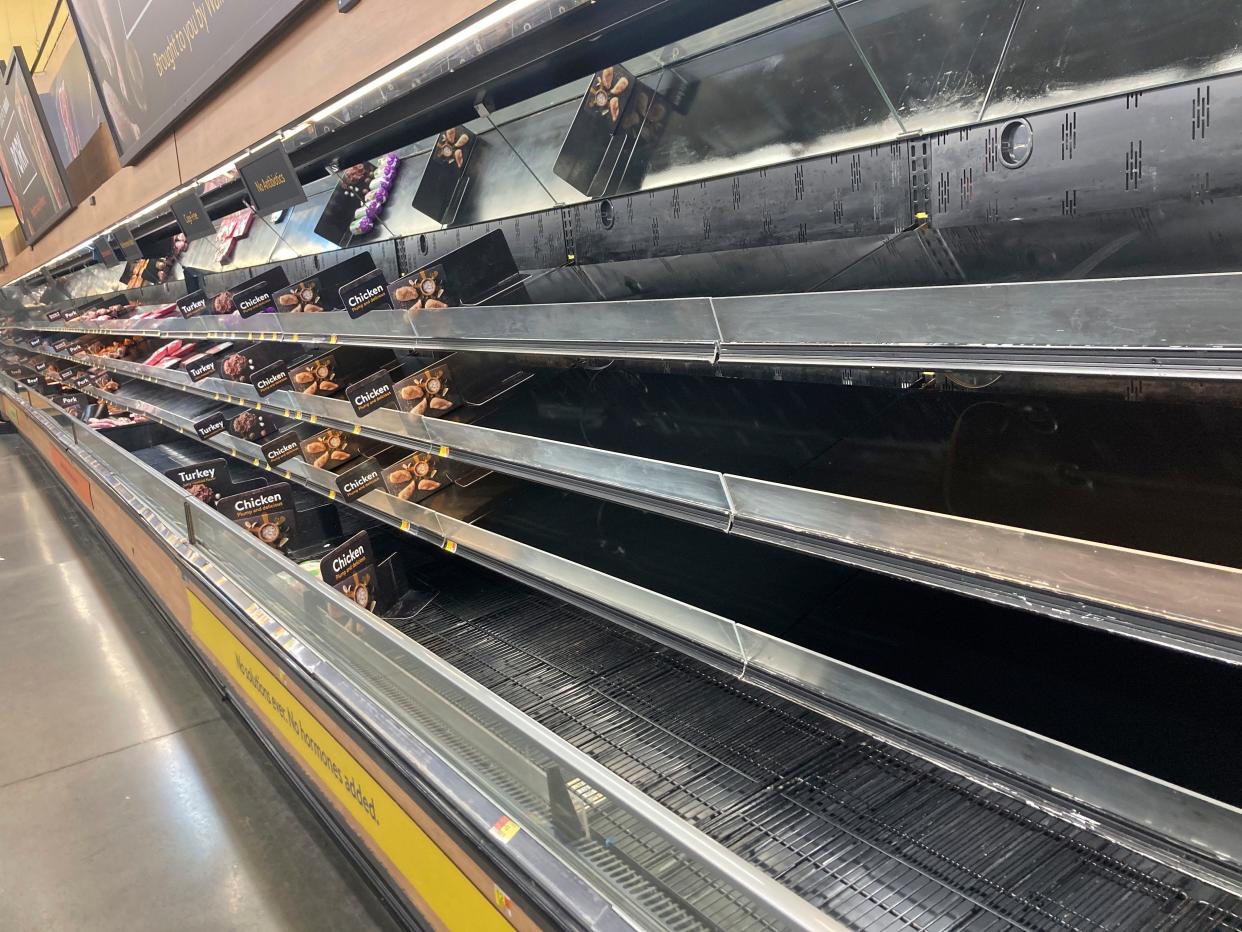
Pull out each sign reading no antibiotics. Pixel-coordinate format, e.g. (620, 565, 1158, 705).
(238, 141, 307, 214)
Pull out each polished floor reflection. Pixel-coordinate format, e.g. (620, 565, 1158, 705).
(0, 434, 400, 931)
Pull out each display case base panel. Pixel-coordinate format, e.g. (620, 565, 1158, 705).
(374, 557, 1242, 932)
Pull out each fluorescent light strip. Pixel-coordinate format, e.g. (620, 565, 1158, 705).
(307, 0, 546, 124)
(128, 189, 179, 223)
(12, 239, 91, 285)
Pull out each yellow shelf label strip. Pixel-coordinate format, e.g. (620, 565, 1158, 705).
(186, 592, 511, 930)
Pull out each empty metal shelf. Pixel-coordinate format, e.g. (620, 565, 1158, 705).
(386, 563, 1242, 931)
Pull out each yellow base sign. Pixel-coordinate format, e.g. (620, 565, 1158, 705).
(187, 590, 513, 931)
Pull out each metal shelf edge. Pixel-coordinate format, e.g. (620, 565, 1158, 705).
(724, 475, 1242, 662)
(16, 341, 1242, 666)
(16, 272, 1242, 376)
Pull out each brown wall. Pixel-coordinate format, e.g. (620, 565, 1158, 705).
(1, 0, 492, 284)
(0, 0, 58, 67)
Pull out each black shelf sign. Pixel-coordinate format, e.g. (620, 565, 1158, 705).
(262, 430, 303, 467)
(171, 190, 216, 241)
(251, 360, 290, 397)
(336, 457, 382, 502)
(235, 282, 277, 319)
(346, 370, 396, 418)
(115, 225, 142, 261)
(194, 412, 227, 440)
(176, 289, 209, 319)
(340, 268, 392, 319)
(239, 141, 306, 214)
(93, 235, 121, 267)
(185, 356, 217, 382)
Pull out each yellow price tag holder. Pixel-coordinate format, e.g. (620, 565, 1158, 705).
(443, 540, 457, 554)
(490, 816, 521, 843)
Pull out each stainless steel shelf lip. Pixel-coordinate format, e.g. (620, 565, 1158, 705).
(409, 300, 721, 362)
(18, 272, 1242, 375)
(229, 382, 733, 526)
(267, 459, 742, 661)
(270, 311, 421, 349)
(19, 301, 721, 361)
(375, 409, 734, 528)
(714, 346, 1242, 379)
(240, 305, 720, 360)
(433, 509, 747, 663)
(415, 337, 718, 360)
(712, 272, 1242, 375)
(77, 377, 744, 664)
(17, 343, 737, 527)
(724, 475, 1242, 661)
(17, 340, 1242, 666)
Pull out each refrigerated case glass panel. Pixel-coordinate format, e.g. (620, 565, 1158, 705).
(839, 0, 1023, 128)
(985, 0, 1242, 118)
(624, 9, 900, 191)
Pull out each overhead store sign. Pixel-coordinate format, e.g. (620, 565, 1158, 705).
(0, 49, 74, 244)
(41, 26, 106, 170)
(67, 0, 310, 165)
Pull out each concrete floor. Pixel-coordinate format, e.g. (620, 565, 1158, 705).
(0, 433, 402, 932)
